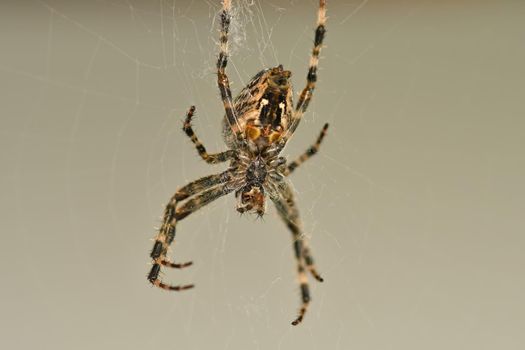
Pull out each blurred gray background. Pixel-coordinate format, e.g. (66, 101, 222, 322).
(1, 0, 524, 349)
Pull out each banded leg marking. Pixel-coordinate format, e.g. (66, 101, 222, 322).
(295, 0, 327, 115)
(281, 0, 327, 145)
(182, 105, 235, 164)
(217, 0, 243, 139)
(272, 182, 324, 325)
(148, 170, 235, 291)
(286, 123, 329, 176)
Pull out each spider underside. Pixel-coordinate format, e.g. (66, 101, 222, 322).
(148, 0, 328, 326)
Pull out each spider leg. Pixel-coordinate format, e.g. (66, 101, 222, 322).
(285, 123, 329, 176)
(284, 0, 327, 143)
(216, 0, 243, 140)
(271, 181, 324, 325)
(183, 105, 235, 164)
(301, 244, 324, 283)
(174, 169, 233, 202)
(148, 169, 237, 291)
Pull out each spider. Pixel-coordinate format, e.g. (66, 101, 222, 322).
(148, 0, 328, 326)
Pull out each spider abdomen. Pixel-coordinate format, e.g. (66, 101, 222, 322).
(223, 65, 293, 150)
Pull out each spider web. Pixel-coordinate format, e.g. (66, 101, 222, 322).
(2, 0, 525, 349)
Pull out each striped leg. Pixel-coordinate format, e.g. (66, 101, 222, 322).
(302, 244, 323, 282)
(217, 0, 242, 139)
(285, 123, 329, 176)
(287, 0, 327, 140)
(148, 170, 235, 291)
(183, 106, 235, 164)
(272, 181, 324, 325)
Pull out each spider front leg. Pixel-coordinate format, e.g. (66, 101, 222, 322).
(183, 105, 235, 164)
(285, 123, 329, 176)
(272, 181, 324, 325)
(148, 169, 236, 291)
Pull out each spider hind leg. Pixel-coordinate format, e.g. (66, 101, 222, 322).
(281, 0, 327, 146)
(216, 0, 242, 140)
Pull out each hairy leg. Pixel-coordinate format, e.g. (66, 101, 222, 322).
(148, 169, 236, 290)
(285, 123, 329, 176)
(183, 105, 235, 164)
(271, 182, 324, 325)
(217, 0, 243, 140)
(278, 0, 327, 148)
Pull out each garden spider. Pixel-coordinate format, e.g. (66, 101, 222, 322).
(148, 0, 328, 326)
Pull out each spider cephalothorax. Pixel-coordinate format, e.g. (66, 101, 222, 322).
(235, 153, 287, 216)
(148, 0, 329, 326)
(235, 156, 268, 215)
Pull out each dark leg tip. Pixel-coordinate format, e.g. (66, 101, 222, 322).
(185, 106, 196, 122)
(161, 260, 193, 269)
(311, 270, 324, 282)
(182, 284, 195, 291)
(291, 316, 303, 326)
(179, 261, 193, 268)
(168, 283, 195, 291)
